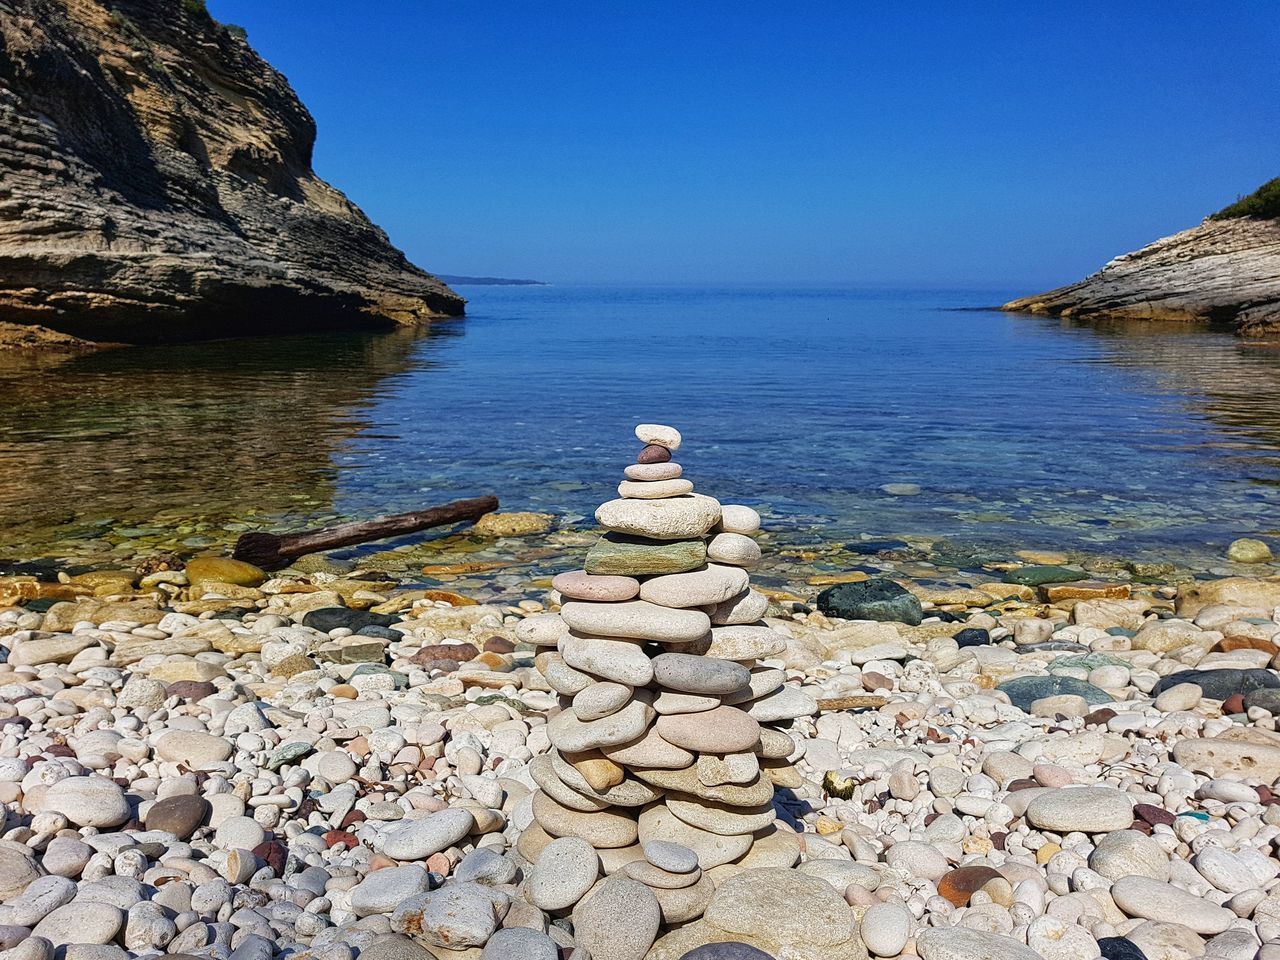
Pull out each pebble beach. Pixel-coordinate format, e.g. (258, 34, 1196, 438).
(3, 425, 1280, 960)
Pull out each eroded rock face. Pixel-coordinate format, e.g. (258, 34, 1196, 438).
(0, 0, 463, 345)
(1003, 216, 1280, 336)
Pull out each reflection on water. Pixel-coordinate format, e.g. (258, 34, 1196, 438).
(2, 287, 1279, 573)
(0, 326, 459, 551)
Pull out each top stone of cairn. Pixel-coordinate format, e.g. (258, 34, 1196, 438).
(635, 423, 682, 450)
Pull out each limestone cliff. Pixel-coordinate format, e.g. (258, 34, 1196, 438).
(0, 0, 463, 345)
(1003, 185, 1280, 337)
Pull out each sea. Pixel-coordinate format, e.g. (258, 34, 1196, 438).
(3, 284, 1279, 577)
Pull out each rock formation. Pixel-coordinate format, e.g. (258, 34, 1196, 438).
(0, 0, 463, 345)
(1003, 182, 1280, 336)
(513, 423, 816, 936)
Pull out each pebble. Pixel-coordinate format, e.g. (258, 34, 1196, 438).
(381, 808, 475, 860)
(527, 836, 599, 910)
(636, 443, 673, 464)
(1025, 786, 1134, 832)
(573, 875, 661, 960)
(143, 794, 208, 839)
(643, 840, 700, 873)
(480, 928, 559, 960)
(1110, 876, 1237, 934)
(860, 900, 911, 957)
(705, 532, 761, 568)
(563, 599, 712, 643)
(552, 570, 641, 601)
(391, 883, 508, 949)
(656, 706, 761, 753)
(651, 652, 750, 695)
(717, 504, 761, 535)
(624, 462, 683, 481)
(32, 903, 124, 947)
(350, 866, 432, 917)
(595, 495, 721, 541)
(639, 564, 749, 608)
(619, 478, 696, 499)
(916, 927, 1042, 960)
(635, 423, 682, 449)
(43, 777, 129, 828)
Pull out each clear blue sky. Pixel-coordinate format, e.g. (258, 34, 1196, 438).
(209, 0, 1277, 286)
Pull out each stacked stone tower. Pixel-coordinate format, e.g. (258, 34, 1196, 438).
(515, 424, 815, 925)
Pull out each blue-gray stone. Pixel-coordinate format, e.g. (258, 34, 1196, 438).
(1048, 653, 1130, 673)
(954, 628, 990, 648)
(679, 945, 776, 960)
(997, 675, 1113, 712)
(816, 578, 923, 625)
(267, 741, 313, 771)
(1151, 668, 1280, 700)
(1003, 565, 1086, 586)
(1245, 688, 1280, 713)
(1098, 937, 1148, 960)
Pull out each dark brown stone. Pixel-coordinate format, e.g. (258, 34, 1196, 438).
(991, 832, 1006, 851)
(324, 830, 358, 850)
(862, 671, 892, 691)
(1007, 778, 1039, 792)
(637, 444, 672, 463)
(144, 794, 209, 840)
(253, 840, 286, 875)
(165, 681, 217, 700)
(937, 865, 1003, 907)
(411, 642, 479, 668)
(482, 636, 515, 654)
(1134, 803, 1175, 827)
(1083, 708, 1117, 726)
(1224, 693, 1246, 714)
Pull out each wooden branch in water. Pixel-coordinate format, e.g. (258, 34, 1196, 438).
(232, 495, 500, 570)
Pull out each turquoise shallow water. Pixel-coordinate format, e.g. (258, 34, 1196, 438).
(3, 285, 1280, 568)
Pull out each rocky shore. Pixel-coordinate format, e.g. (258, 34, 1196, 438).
(4, 431, 1280, 960)
(0, 0, 462, 348)
(1003, 184, 1280, 336)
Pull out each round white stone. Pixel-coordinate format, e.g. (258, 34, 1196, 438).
(717, 504, 761, 534)
(860, 901, 912, 957)
(381, 808, 476, 860)
(635, 423, 682, 449)
(528, 836, 599, 910)
(618, 478, 694, 499)
(595, 494, 720, 540)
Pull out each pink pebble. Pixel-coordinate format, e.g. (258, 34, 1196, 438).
(623, 462, 683, 481)
(1033, 763, 1073, 787)
(426, 852, 451, 875)
(552, 570, 640, 602)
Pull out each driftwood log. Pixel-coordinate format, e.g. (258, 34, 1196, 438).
(232, 495, 500, 570)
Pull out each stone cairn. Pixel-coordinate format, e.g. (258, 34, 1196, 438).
(513, 423, 816, 928)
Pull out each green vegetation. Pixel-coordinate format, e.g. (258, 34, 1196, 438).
(1209, 177, 1280, 221)
(181, 0, 208, 16)
(223, 23, 248, 40)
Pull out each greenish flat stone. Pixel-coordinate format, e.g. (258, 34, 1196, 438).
(997, 675, 1112, 712)
(1047, 653, 1130, 673)
(1003, 565, 1086, 586)
(267, 741, 313, 771)
(815, 578, 923, 626)
(584, 534, 706, 576)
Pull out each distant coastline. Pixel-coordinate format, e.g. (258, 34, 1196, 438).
(437, 275, 548, 286)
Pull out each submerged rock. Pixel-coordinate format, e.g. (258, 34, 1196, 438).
(815, 578, 923, 625)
